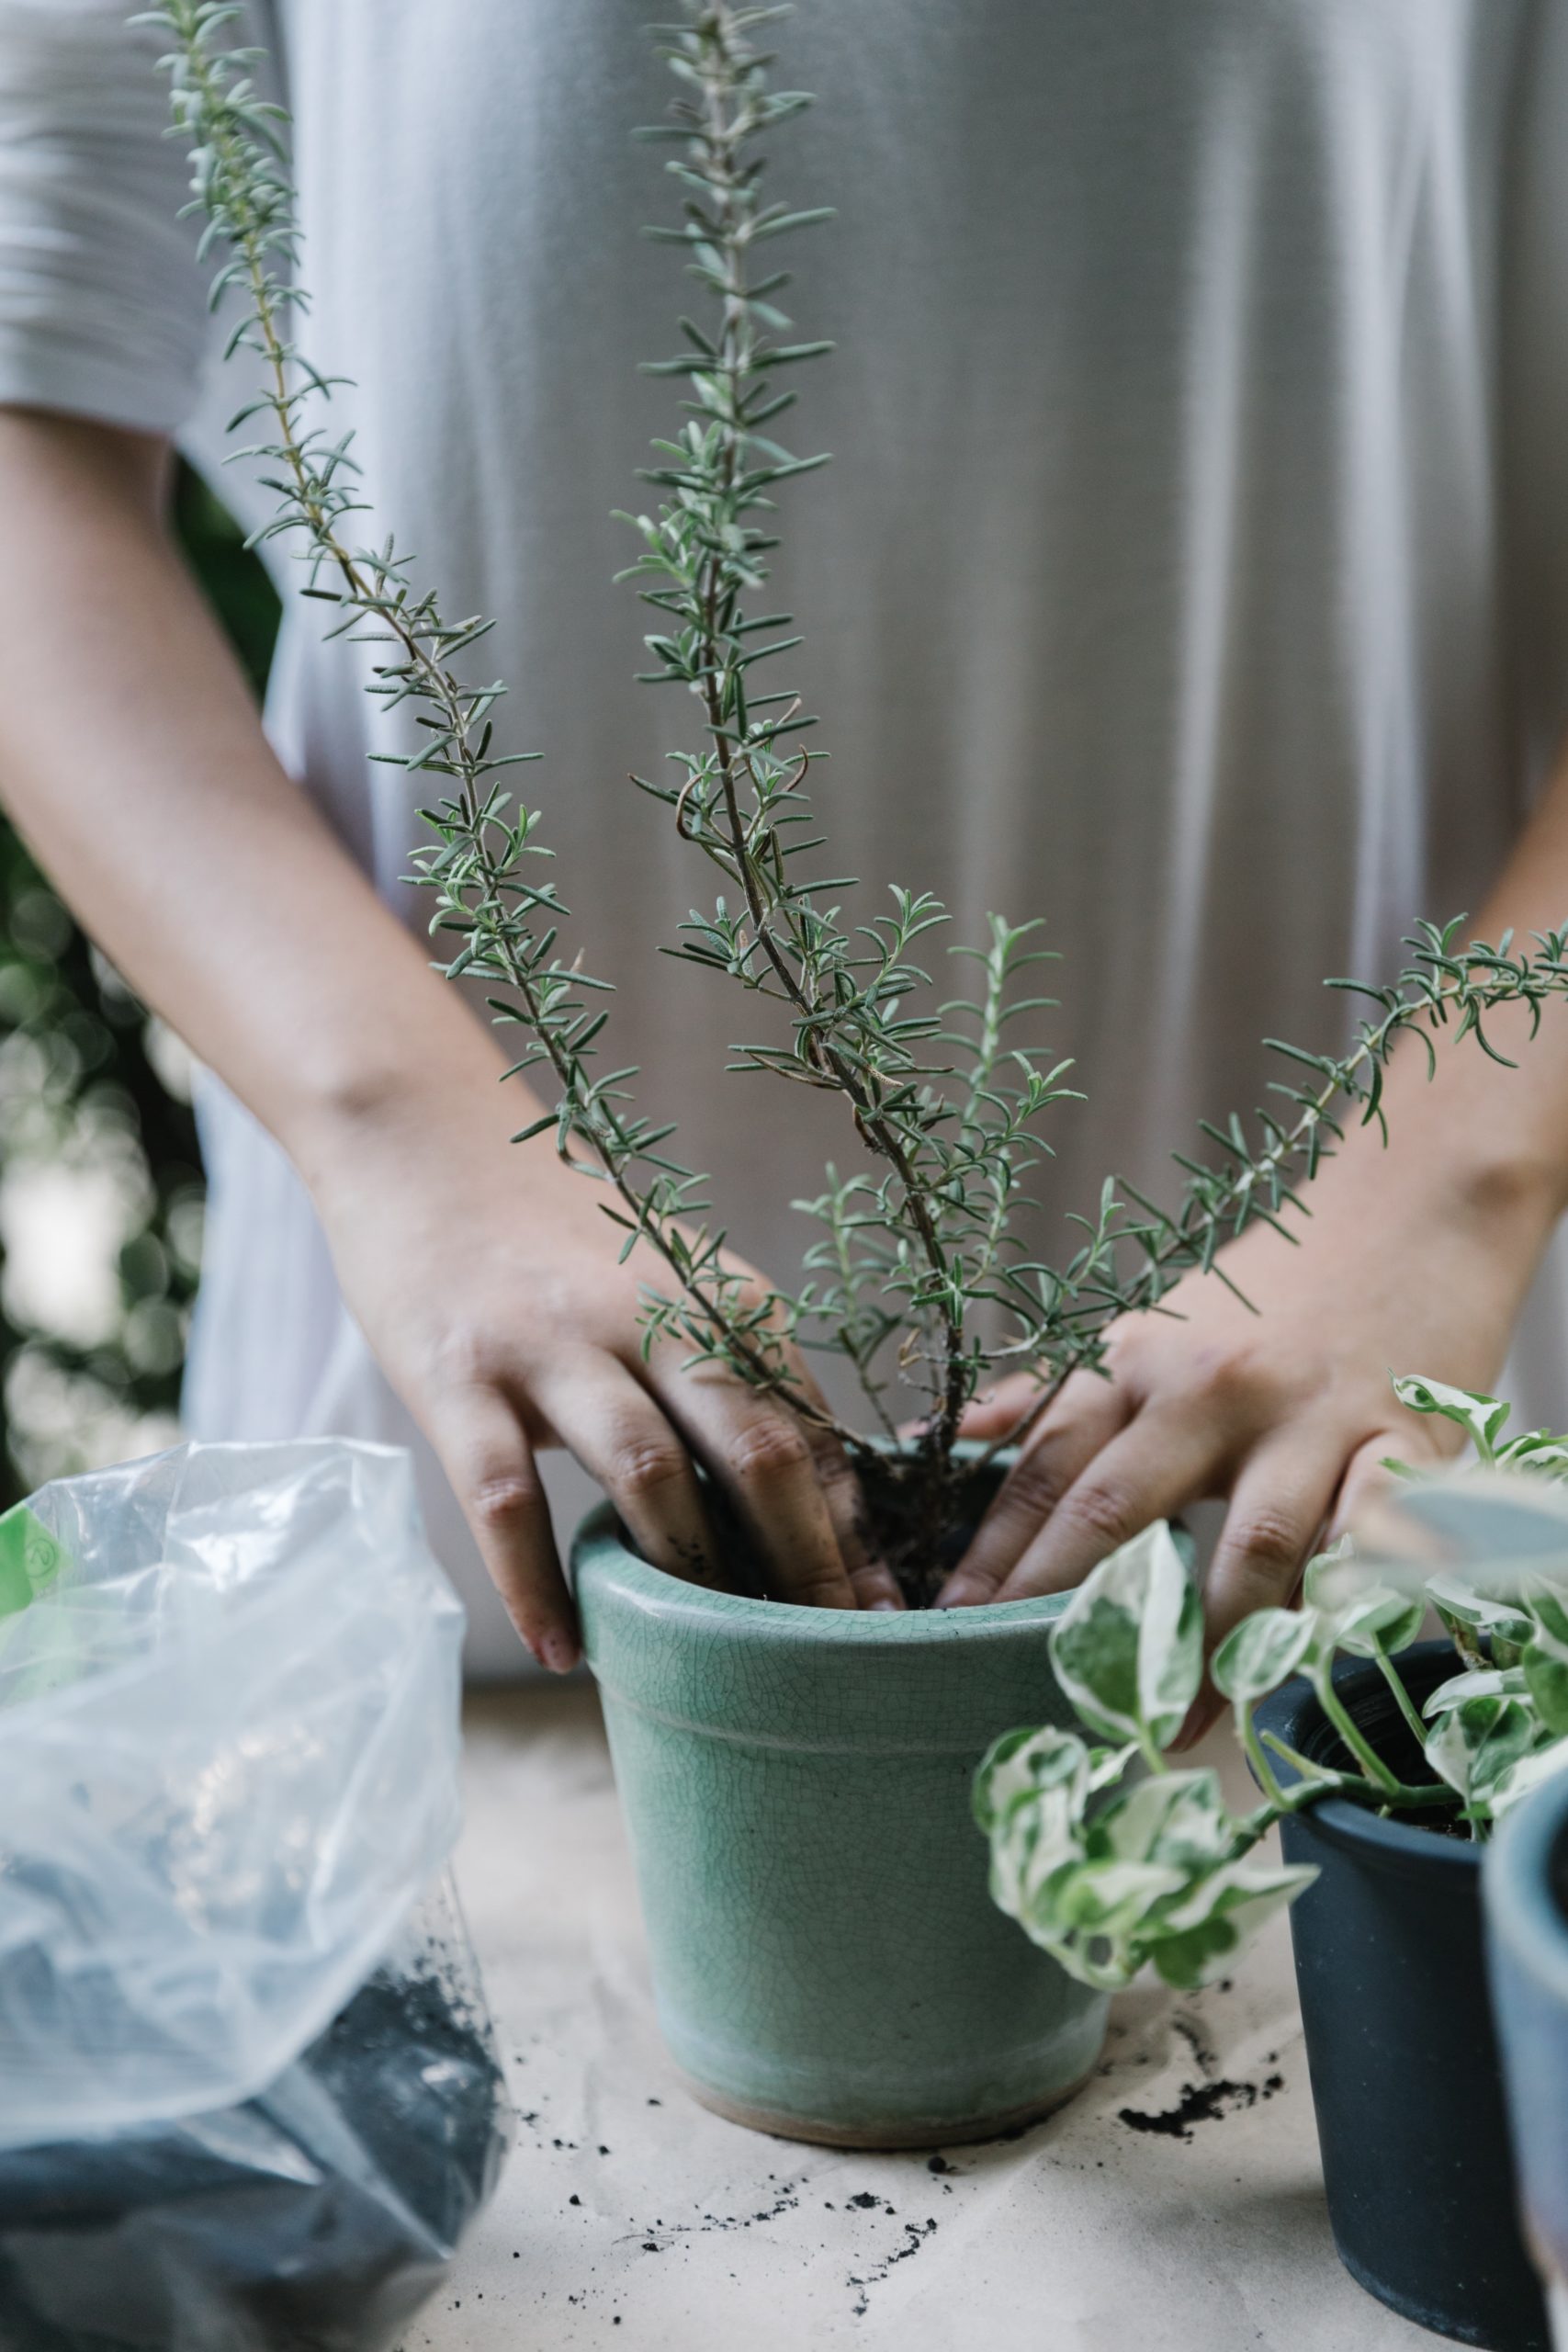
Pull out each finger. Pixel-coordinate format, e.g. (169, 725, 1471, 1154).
(781, 1362, 901, 1609)
(423, 1378, 578, 1672)
(1172, 1436, 1341, 1748)
(1330, 1428, 1420, 1545)
(989, 1403, 1217, 1603)
(651, 1368, 859, 1611)
(936, 1372, 1134, 1606)
(539, 1360, 726, 1596)
(794, 1418, 902, 1609)
(1201, 1438, 1341, 1651)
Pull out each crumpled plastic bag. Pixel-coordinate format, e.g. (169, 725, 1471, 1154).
(0, 1440, 511, 2352)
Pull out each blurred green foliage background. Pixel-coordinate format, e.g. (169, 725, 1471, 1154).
(0, 465, 278, 1503)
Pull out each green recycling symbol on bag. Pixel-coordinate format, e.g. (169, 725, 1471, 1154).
(0, 1505, 66, 1619)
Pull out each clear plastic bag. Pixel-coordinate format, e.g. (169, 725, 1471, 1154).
(0, 1441, 511, 2351)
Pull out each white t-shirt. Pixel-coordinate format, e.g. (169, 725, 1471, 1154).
(6, 0, 1568, 1670)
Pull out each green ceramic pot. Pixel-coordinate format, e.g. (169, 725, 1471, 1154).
(571, 1502, 1110, 2148)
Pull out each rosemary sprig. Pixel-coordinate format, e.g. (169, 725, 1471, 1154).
(142, 0, 857, 1444)
(987, 917, 1568, 1461)
(617, 7, 1086, 1456)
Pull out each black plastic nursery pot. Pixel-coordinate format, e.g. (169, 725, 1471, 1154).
(1255, 1645, 1549, 2352)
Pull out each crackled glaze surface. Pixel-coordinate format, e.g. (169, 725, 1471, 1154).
(572, 1505, 1109, 2144)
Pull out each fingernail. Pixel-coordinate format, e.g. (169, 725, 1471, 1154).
(870, 1598, 901, 1612)
(539, 1633, 581, 1675)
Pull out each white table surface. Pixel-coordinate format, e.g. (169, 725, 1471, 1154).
(407, 1681, 1450, 2352)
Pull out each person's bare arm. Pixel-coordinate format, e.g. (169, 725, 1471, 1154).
(0, 409, 899, 1658)
(942, 739, 1568, 1713)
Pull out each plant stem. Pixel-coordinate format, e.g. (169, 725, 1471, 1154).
(1259, 1729, 1460, 1815)
(995, 951, 1568, 1458)
(1239, 1702, 1287, 1807)
(1372, 1645, 1432, 1750)
(679, 12, 968, 1455)
(1259, 1728, 1322, 1781)
(1314, 1672, 1403, 1794)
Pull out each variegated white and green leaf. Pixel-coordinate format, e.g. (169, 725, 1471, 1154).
(978, 1742, 1320, 1994)
(1211, 1606, 1318, 1703)
(1498, 1430, 1568, 1480)
(1300, 1536, 1356, 1612)
(1394, 1472, 1568, 1577)
(1519, 1584, 1568, 1735)
(1424, 1693, 1543, 1809)
(1391, 1374, 1513, 1463)
(1427, 1569, 1534, 1668)
(1484, 1735, 1568, 1820)
(1093, 1767, 1235, 1872)
(973, 1723, 1087, 1834)
(1422, 1665, 1528, 1717)
(976, 1726, 1091, 1922)
(1145, 1858, 1318, 1991)
(1301, 1540, 1423, 1660)
(1328, 1584, 1427, 1660)
(1049, 1521, 1202, 1752)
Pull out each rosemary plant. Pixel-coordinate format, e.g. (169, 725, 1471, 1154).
(148, 0, 1568, 1600)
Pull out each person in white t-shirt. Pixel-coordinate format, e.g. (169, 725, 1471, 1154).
(5, 1, 1568, 1690)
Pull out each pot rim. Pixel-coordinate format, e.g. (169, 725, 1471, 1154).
(1487, 1768, 1568, 2003)
(570, 1498, 1069, 1646)
(1254, 1644, 1480, 1878)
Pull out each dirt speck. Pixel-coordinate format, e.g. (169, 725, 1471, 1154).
(1119, 2079, 1261, 2140)
(847, 2218, 940, 2317)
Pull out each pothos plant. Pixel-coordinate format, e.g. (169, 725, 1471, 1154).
(148, 0, 1568, 1600)
(975, 1373, 1568, 1995)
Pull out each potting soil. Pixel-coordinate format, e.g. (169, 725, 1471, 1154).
(0, 1961, 509, 2352)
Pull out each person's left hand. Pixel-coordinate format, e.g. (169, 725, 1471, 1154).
(934, 1125, 1559, 1731)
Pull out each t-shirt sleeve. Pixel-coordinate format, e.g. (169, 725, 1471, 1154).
(0, 2, 210, 435)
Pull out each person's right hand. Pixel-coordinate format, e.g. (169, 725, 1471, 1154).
(308, 1082, 901, 1671)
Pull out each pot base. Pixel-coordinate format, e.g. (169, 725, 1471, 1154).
(684, 2062, 1098, 2152)
(1334, 2234, 1547, 2352)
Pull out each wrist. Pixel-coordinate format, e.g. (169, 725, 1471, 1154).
(1325, 1112, 1564, 1300)
(283, 1025, 526, 1203)
(1325, 1016, 1568, 1255)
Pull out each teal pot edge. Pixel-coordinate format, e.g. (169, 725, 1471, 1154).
(570, 1499, 1110, 2145)
(572, 1497, 1074, 1732)
(571, 1491, 1072, 1640)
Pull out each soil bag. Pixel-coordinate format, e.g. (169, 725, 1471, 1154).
(0, 1440, 511, 2352)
